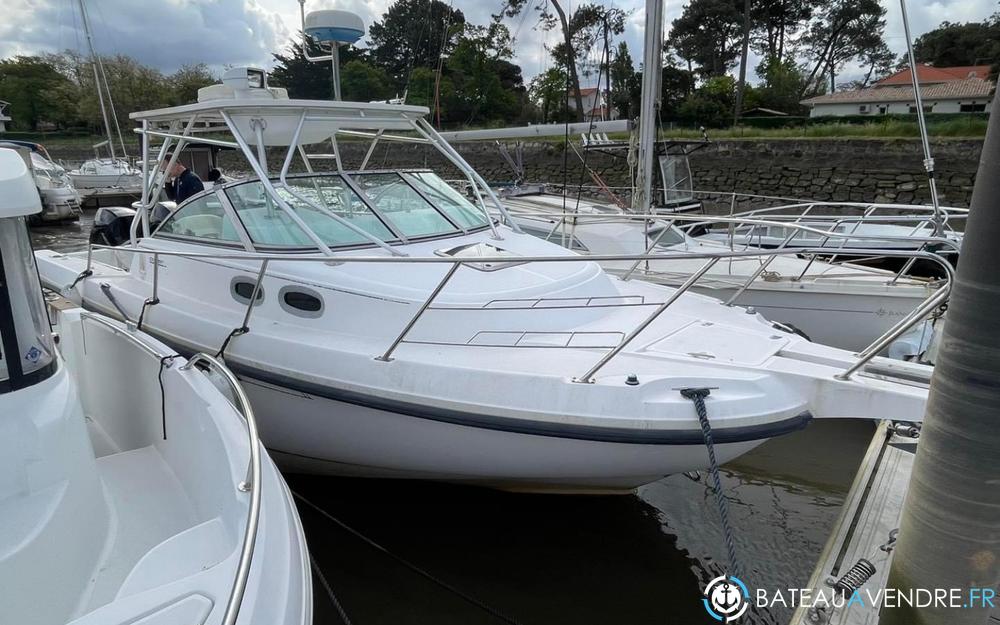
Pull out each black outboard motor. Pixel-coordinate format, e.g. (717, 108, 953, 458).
(89, 206, 137, 247)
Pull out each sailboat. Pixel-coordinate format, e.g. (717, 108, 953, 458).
(0, 147, 311, 623)
(65, 0, 142, 202)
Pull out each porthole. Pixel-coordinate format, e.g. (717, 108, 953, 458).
(279, 286, 324, 318)
(231, 277, 264, 306)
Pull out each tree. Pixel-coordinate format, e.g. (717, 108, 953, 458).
(0, 55, 79, 130)
(660, 65, 697, 120)
(444, 22, 523, 125)
(912, 16, 1000, 73)
(754, 56, 811, 113)
(167, 64, 216, 107)
(751, 0, 816, 65)
(500, 1, 622, 121)
(271, 36, 365, 100)
(609, 42, 640, 120)
(368, 0, 465, 89)
(799, 0, 889, 96)
(670, 0, 744, 78)
(678, 75, 740, 127)
(340, 60, 394, 102)
(529, 67, 571, 123)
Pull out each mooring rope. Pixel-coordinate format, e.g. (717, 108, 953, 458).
(292, 490, 524, 625)
(309, 553, 354, 625)
(680, 387, 743, 580)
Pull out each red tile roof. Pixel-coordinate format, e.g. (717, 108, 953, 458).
(876, 64, 992, 86)
(801, 79, 994, 105)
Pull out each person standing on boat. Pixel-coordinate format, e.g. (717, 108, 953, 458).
(160, 152, 204, 204)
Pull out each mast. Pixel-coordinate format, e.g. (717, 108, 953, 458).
(77, 0, 126, 160)
(899, 0, 943, 235)
(632, 0, 663, 213)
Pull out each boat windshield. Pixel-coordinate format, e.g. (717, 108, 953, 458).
(0, 217, 56, 392)
(220, 171, 489, 249)
(647, 225, 687, 248)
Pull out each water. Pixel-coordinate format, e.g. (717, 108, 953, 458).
(32, 215, 874, 625)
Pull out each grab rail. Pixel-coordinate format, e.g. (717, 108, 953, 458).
(70, 237, 952, 384)
(78, 312, 261, 625)
(181, 353, 262, 625)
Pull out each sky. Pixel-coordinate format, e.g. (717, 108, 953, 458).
(0, 0, 996, 86)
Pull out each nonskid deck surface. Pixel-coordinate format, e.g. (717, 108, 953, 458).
(82, 444, 199, 614)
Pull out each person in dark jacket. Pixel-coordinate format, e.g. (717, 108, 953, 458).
(161, 152, 204, 204)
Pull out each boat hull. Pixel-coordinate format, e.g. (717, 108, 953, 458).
(239, 372, 768, 493)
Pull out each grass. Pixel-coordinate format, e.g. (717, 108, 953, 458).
(7, 117, 986, 151)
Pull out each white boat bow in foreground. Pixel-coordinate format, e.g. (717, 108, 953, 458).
(1, 147, 310, 624)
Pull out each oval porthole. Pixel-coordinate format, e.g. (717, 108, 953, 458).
(231, 277, 264, 306)
(279, 286, 324, 318)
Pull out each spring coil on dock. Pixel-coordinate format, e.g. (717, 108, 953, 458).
(833, 558, 877, 596)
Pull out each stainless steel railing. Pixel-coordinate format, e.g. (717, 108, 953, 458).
(77, 312, 261, 625)
(70, 231, 952, 383)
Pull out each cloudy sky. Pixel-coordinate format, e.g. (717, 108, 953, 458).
(1, 0, 996, 85)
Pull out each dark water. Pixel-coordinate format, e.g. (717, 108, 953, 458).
(32, 214, 874, 625)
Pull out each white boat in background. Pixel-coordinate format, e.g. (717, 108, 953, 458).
(69, 156, 143, 193)
(0, 148, 311, 624)
(0, 139, 82, 222)
(34, 68, 938, 492)
(501, 193, 950, 354)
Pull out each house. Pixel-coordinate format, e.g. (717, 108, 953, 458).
(567, 87, 613, 121)
(0, 101, 10, 133)
(800, 64, 994, 117)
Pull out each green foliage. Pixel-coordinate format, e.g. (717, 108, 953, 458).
(0, 55, 79, 130)
(609, 42, 640, 120)
(677, 75, 742, 127)
(271, 37, 365, 100)
(166, 64, 216, 107)
(368, 0, 465, 88)
(912, 16, 1000, 75)
(800, 0, 890, 96)
(340, 60, 394, 102)
(753, 57, 810, 114)
(529, 68, 572, 123)
(670, 0, 745, 77)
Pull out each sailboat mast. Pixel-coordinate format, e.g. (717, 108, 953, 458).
(632, 0, 663, 213)
(899, 0, 943, 235)
(77, 0, 117, 160)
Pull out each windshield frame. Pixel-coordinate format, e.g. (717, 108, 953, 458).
(153, 169, 494, 253)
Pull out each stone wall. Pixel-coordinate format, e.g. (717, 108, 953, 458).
(47, 137, 982, 210)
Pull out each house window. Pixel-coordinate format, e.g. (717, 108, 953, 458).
(858, 104, 871, 114)
(908, 104, 934, 114)
(878, 105, 888, 115)
(960, 103, 987, 112)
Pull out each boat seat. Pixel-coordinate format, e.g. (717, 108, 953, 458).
(173, 214, 224, 238)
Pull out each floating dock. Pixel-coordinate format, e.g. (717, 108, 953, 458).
(790, 420, 919, 625)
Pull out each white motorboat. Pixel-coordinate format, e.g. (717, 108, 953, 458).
(69, 157, 143, 192)
(0, 148, 311, 624)
(35, 69, 935, 493)
(0, 140, 82, 222)
(689, 201, 966, 255)
(501, 193, 949, 353)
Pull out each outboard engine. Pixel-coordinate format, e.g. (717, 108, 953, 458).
(89, 206, 136, 247)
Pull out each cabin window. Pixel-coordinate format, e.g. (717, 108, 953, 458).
(351, 172, 459, 237)
(231, 278, 265, 306)
(279, 286, 324, 318)
(226, 177, 395, 248)
(155, 193, 242, 243)
(403, 172, 490, 229)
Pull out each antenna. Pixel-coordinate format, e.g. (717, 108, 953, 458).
(297, 0, 365, 101)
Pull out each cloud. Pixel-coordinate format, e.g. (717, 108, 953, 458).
(0, 0, 291, 74)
